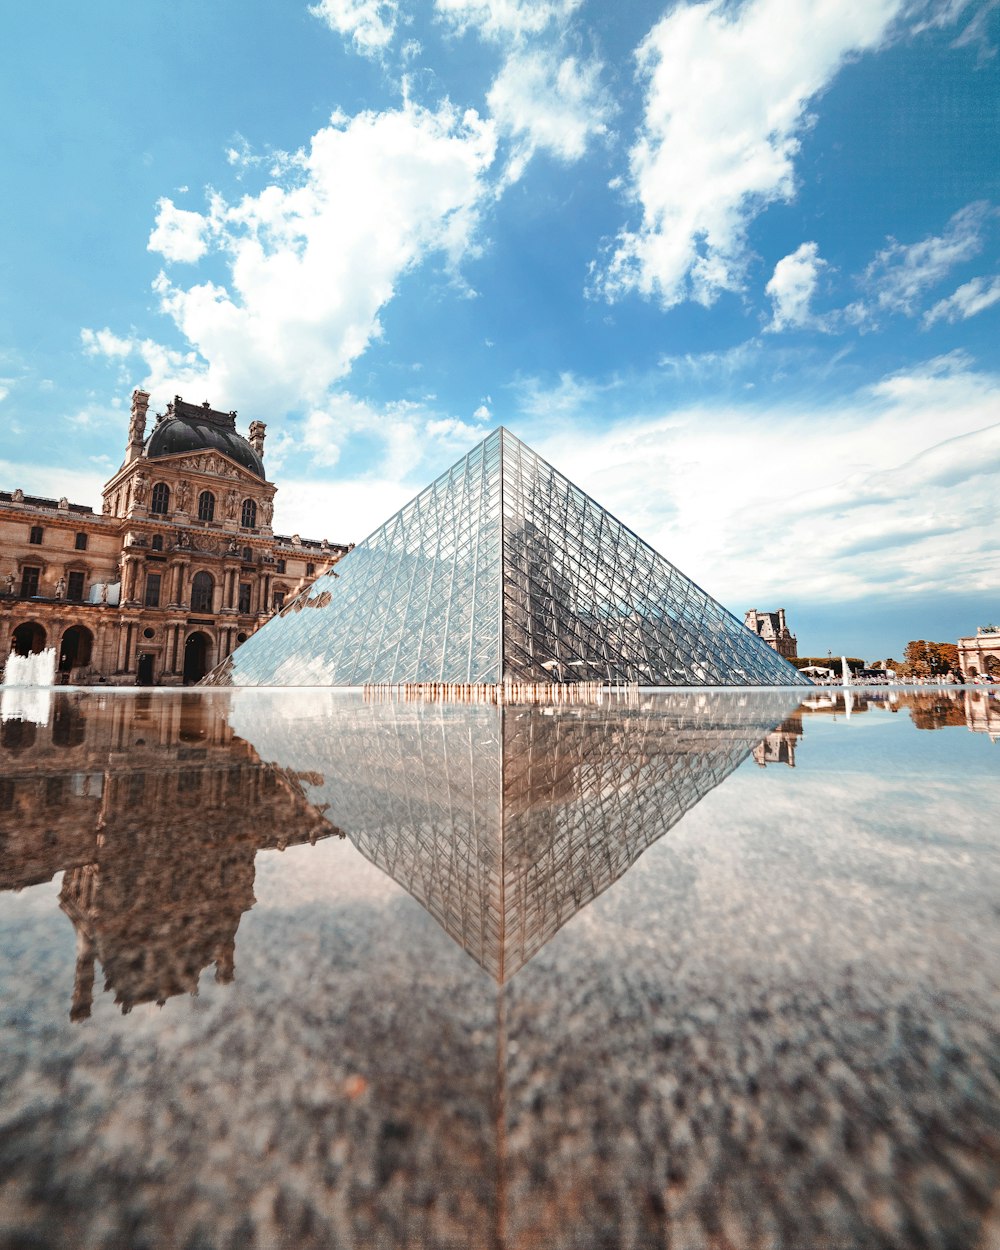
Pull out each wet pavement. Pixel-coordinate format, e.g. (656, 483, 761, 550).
(0, 686, 998, 1249)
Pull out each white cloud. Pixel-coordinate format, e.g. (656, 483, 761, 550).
(81, 327, 207, 400)
(309, 0, 398, 56)
(434, 0, 581, 41)
(424, 416, 485, 441)
(595, 0, 903, 308)
(81, 328, 134, 359)
(472, 403, 491, 421)
(862, 201, 993, 316)
(923, 273, 1000, 326)
(487, 48, 611, 177)
(765, 242, 827, 332)
(92, 100, 496, 423)
(267, 475, 415, 546)
(528, 354, 1000, 609)
(147, 197, 209, 264)
(0, 457, 108, 507)
(515, 370, 610, 419)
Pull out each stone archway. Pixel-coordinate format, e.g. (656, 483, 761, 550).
(59, 625, 94, 674)
(183, 631, 212, 685)
(11, 621, 46, 656)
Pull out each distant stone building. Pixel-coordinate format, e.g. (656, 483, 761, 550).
(957, 627, 1000, 682)
(743, 608, 798, 660)
(1, 390, 350, 684)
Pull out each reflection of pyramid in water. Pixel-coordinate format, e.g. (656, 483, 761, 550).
(213, 429, 808, 686)
(231, 691, 803, 981)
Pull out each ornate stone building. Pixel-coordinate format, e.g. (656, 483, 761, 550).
(1, 391, 350, 684)
(743, 608, 798, 660)
(957, 626, 1000, 682)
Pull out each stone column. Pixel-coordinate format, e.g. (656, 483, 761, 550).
(122, 555, 141, 607)
(221, 564, 238, 613)
(115, 621, 130, 673)
(169, 559, 190, 609)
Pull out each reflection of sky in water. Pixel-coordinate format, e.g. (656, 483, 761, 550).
(0, 688, 998, 1250)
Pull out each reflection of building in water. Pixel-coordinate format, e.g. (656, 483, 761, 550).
(751, 711, 803, 767)
(0, 692, 334, 1019)
(2, 689, 799, 1014)
(791, 689, 998, 742)
(964, 690, 1000, 743)
(231, 690, 802, 981)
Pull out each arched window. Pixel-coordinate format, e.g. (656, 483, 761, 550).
(197, 491, 216, 522)
(241, 498, 257, 529)
(190, 571, 215, 613)
(151, 482, 170, 515)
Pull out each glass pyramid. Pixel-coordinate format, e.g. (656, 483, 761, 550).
(211, 428, 810, 687)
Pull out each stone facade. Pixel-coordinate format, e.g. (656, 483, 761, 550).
(1, 391, 350, 684)
(957, 627, 1000, 682)
(743, 608, 798, 660)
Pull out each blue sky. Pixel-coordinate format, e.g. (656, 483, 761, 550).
(1, 0, 998, 661)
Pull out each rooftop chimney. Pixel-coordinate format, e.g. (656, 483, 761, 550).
(125, 389, 150, 464)
(248, 421, 266, 457)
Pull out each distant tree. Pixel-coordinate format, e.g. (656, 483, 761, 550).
(904, 640, 928, 669)
(902, 639, 960, 677)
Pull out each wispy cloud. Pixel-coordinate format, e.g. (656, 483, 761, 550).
(0, 457, 108, 506)
(529, 354, 1000, 609)
(309, 0, 399, 57)
(434, 0, 581, 42)
(924, 273, 1000, 325)
(594, 0, 904, 308)
(487, 47, 612, 182)
(860, 201, 994, 317)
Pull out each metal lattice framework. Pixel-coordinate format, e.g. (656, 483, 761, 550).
(211, 428, 809, 687)
(230, 691, 804, 980)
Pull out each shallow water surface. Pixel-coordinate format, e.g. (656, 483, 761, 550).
(1, 686, 998, 1249)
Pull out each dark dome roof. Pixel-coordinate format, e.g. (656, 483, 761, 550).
(145, 400, 265, 479)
